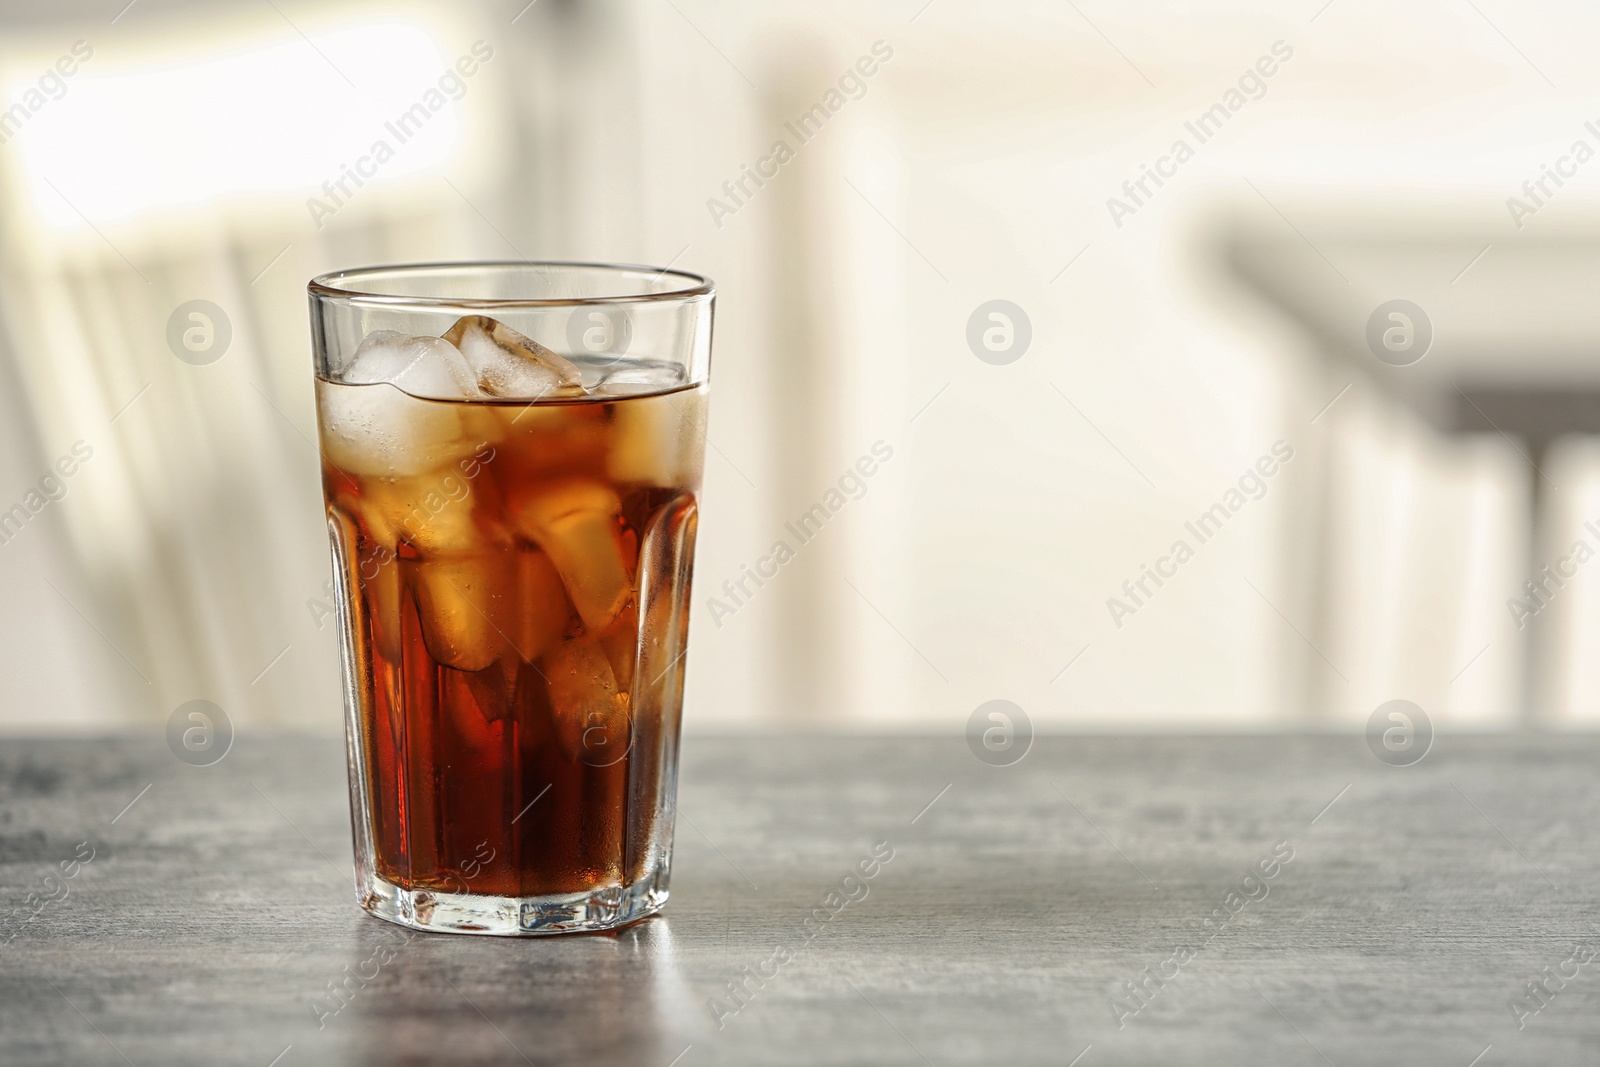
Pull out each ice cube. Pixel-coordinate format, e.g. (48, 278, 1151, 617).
(511, 479, 634, 633)
(608, 389, 705, 487)
(593, 359, 687, 395)
(515, 549, 574, 663)
(361, 557, 404, 664)
(346, 330, 479, 400)
(497, 402, 610, 480)
(316, 379, 468, 478)
(443, 315, 586, 399)
(597, 601, 638, 694)
(328, 502, 404, 665)
(410, 557, 511, 672)
(542, 634, 631, 765)
(361, 471, 496, 557)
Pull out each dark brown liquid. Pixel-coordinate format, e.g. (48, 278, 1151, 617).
(318, 380, 705, 897)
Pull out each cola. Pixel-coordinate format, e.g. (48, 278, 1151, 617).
(317, 348, 705, 902)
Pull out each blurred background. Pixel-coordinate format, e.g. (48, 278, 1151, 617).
(1, 0, 1597, 734)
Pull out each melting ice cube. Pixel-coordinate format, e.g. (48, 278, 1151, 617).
(410, 556, 511, 673)
(542, 634, 631, 765)
(590, 359, 687, 395)
(442, 315, 586, 399)
(360, 474, 495, 557)
(512, 478, 633, 634)
(514, 549, 573, 664)
(346, 330, 479, 399)
(317, 329, 485, 478)
(608, 390, 704, 487)
(316, 379, 467, 478)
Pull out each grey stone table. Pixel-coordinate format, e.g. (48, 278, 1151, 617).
(2, 733, 1597, 1066)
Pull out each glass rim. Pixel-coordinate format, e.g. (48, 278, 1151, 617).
(308, 259, 715, 309)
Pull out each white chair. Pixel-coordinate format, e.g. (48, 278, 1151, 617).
(0, 1, 599, 728)
(1219, 205, 1600, 725)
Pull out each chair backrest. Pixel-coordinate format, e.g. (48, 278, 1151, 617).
(0, 2, 523, 727)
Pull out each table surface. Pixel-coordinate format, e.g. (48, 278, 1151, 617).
(1, 732, 1596, 1066)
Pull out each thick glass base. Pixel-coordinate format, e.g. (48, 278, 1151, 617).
(359, 869, 669, 936)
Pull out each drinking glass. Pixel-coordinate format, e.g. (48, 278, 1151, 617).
(307, 262, 712, 934)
